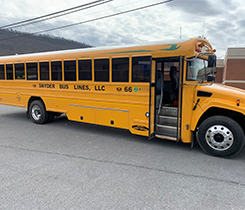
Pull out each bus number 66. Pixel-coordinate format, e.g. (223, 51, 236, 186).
(124, 86, 132, 92)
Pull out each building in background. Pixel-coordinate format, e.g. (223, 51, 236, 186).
(216, 48, 245, 89)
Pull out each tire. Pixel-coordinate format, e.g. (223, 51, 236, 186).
(47, 112, 55, 123)
(197, 116, 245, 158)
(29, 100, 49, 124)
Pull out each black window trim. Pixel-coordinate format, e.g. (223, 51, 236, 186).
(14, 63, 25, 80)
(112, 57, 130, 83)
(6, 63, 14, 80)
(94, 58, 110, 82)
(39, 61, 50, 81)
(26, 62, 38, 81)
(51, 60, 63, 81)
(78, 59, 93, 81)
(0, 64, 5, 80)
(64, 59, 77, 81)
(131, 55, 152, 83)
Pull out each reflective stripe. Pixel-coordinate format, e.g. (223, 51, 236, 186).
(69, 104, 95, 109)
(69, 105, 128, 112)
(97, 107, 129, 112)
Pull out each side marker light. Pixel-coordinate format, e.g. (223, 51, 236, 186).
(236, 99, 240, 106)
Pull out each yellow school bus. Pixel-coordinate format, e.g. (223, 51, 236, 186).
(0, 37, 245, 157)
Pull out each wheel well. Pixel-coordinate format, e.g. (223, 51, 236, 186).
(196, 107, 245, 134)
(27, 97, 45, 110)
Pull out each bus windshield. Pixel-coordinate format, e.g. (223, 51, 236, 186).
(186, 58, 209, 81)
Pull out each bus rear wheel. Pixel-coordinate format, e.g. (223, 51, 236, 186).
(197, 116, 244, 158)
(29, 100, 49, 124)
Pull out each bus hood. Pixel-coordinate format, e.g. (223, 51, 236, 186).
(196, 83, 245, 106)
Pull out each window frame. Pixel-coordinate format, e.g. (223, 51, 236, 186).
(0, 64, 5, 80)
(131, 56, 151, 83)
(94, 58, 110, 82)
(51, 60, 62, 81)
(64, 59, 77, 81)
(78, 59, 92, 81)
(39, 61, 50, 81)
(112, 57, 129, 82)
(26, 62, 38, 80)
(6, 63, 14, 80)
(14, 63, 25, 80)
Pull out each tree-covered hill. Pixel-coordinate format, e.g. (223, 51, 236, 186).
(0, 29, 91, 56)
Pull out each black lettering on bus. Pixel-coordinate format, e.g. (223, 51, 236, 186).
(74, 85, 90, 90)
(39, 84, 55, 88)
(124, 86, 132, 92)
(95, 85, 105, 91)
(60, 84, 69, 89)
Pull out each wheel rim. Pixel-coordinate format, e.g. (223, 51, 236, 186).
(31, 105, 42, 121)
(205, 125, 234, 151)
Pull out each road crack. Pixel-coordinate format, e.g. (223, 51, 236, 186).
(1, 144, 245, 187)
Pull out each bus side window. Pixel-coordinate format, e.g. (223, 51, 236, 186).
(40, 62, 50, 81)
(94, 59, 109, 82)
(132, 56, 151, 82)
(64, 60, 76, 81)
(27, 63, 38, 80)
(112, 58, 129, 82)
(15, 63, 25, 80)
(78, 60, 92, 81)
(6, 64, 13, 80)
(51, 61, 62, 81)
(0, 64, 4, 80)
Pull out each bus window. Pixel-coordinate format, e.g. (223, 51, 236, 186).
(27, 63, 38, 80)
(94, 59, 109, 82)
(0, 65, 4, 80)
(15, 63, 25, 79)
(78, 60, 92, 81)
(186, 58, 208, 81)
(112, 58, 129, 82)
(6, 64, 13, 80)
(64, 60, 76, 81)
(40, 62, 50, 81)
(132, 56, 151, 82)
(51, 61, 62, 81)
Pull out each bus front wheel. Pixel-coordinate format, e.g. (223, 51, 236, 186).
(197, 116, 244, 158)
(29, 100, 49, 124)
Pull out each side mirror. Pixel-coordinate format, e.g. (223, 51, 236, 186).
(207, 74, 215, 82)
(208, 54, 216, 67)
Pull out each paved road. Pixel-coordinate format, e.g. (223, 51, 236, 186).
(0, 104, 245, 209)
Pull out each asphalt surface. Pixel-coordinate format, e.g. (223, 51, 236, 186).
(0, 104, 245, 209)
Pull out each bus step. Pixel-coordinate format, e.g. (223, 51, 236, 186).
(156, 115, 177, 127)
(159, 106, 177, 117)
(155, 134, 177, 141)
(156, 124, 177, 138)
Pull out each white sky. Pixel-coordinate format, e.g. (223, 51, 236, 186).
(0, 0, 244, 58)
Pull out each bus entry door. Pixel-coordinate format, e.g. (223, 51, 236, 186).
(149, 60, 156, 138)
